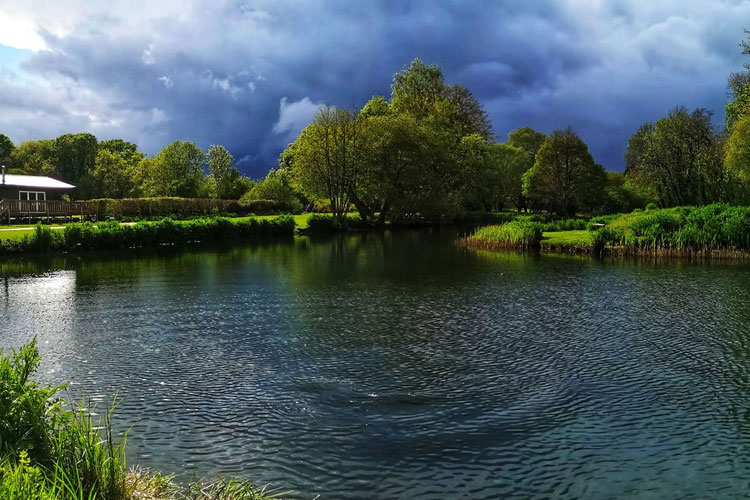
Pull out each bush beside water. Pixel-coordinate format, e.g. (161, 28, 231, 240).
(0, 216, 294, 253)
(0, 340, 276, 500)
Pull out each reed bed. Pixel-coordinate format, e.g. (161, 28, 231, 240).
(592, 204, 750, 256)
(461, 220, 543, 250)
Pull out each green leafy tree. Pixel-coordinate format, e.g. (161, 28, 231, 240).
(508, 127, 547, 164)
(391, 59, 445, 120)
(727, 29, 750, 130)
(0, 134, 14, 168)
(359, 96, 391, 118)
(92, 149, 134, 198)
(53, 133, 98, 196)
(206, 145, 244, 199)
(10, 140, 55, 176)
(624, 107, 726, 207)
(443, 85, 494, 140)
(287, 106, 362, 222)
(242, 168, 302, 212)
(601, 172, 652, 214)
(523, 128, 606, 215)
(138, 141, 206, 197)
(725, 114, 750, 203)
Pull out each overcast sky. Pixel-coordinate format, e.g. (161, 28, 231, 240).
(0, 0, 748, 176)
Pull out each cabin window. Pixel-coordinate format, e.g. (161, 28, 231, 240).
(19, 191, 46, 201)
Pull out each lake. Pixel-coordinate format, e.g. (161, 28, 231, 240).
(3, 230, 750, 499)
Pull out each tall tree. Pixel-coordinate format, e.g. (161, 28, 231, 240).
(624, 108, 726, 207)
(391, 59, 445, 120)
(92, 149, 134, 198)
(523, 128, 606, 215)
(508, 127, 547, 164)
(139, 141, 206, 197)
(0, 134, 14, 168)
(288, 106, 362, 222)
(10, 140, 55, 176)
(207, 145, 241, 199)
(53, 133, 98, 195)
(443, 85, 494, 140)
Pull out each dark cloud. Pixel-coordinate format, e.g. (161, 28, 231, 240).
(0, 0, 748, 175)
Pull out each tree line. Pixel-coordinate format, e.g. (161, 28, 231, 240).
(0, 134, 254, 200)
(281, 59, 649, 223)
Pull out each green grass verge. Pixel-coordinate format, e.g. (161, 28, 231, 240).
(542, 230, 593, 247)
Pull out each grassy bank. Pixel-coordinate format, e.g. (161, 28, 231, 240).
(459, 221, 543, 251)
(0, 340, 278, 500)
(466, 204, 750, 259)
(0, 216, 294, 254)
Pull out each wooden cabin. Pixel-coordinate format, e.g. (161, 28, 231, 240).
(0, 168, 97, 223)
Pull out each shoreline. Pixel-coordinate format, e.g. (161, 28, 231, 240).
(460, 235, 750, 261)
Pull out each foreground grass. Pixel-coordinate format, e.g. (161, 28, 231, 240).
(0, 340, 278, 500)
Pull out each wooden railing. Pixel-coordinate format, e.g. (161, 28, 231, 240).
(0, 199, 97, 221)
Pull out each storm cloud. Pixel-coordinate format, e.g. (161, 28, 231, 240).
(0, 0, 748, 176)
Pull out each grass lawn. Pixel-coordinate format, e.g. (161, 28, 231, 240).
(542, 230, 593, 248)
(0, 228, 60, 241)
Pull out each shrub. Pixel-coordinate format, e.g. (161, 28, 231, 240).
(305, 214, 367, 233)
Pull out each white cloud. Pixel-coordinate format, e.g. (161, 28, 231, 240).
(158, 75, 173, 88)
(272, 96, 322, 139)
(0, 11, 46, 51)
(142, 44, 155, 65)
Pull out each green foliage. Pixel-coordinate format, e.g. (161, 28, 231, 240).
(507, 127, 546, 162)
(242, 168, 303, 213)
(288, 106, 362, 221)
(359, 96, 390, 118)
(725, 114, 750, 203)
(0, 216, 294, 253)
(391, 59, 446, 119)
(93, 149, 135, 198)
(305, 214, 366, 233)
(0, 134, 14, 167)
(523, 128, 606, 215)
(137, 140, 206, 198)
(593, 204, 750, 253)
(90, 197, 288, 220)
(0, 341, 276, 500)
(0, 452, 55, 500)
(53, 133, 98, 198)
(10, 140, 55, 176)
(624, 107, 727, 207)
(207, 145, 247, 199)
(470, 220, 543, 249)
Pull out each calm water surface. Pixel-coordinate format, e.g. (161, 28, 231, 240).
(3, 230, 750, 499)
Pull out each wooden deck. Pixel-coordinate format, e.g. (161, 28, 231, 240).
(0, 199, 97, 224)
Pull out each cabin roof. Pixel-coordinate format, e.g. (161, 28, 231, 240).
(1, 175, 75, 190)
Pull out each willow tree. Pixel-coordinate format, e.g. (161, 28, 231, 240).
(287, 106, 362, 222)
